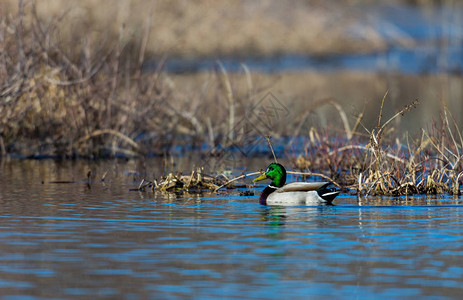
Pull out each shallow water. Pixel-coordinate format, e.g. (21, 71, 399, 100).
(1, 160, 463, 299)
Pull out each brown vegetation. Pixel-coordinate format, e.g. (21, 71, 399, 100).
(0, 1, 202, 158)
(132, 169, 259, 194)
(290, 97, 462, 196)
(0, 2, 462, 196)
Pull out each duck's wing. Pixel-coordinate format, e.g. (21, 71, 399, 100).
(275, 182, 329, 193)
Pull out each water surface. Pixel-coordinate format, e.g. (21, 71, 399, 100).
(0, 160, 462, 299)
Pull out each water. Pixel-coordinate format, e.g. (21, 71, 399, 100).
(1, 160, 463, 299)
(159, 46, 463, 74)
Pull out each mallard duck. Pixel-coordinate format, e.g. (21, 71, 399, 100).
(253, 163, 340, 206)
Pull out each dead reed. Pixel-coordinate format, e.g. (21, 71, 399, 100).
(290, 97, 462, 196)
(0, 3, 268, 158)
(132, 169, 255, 193)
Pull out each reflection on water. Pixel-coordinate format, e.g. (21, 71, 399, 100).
(1, 160, 463, 298)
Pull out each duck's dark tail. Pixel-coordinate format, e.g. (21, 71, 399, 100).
(316, 183, 340, 204)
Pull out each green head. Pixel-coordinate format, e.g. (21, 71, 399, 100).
(253, 163, 286, 188)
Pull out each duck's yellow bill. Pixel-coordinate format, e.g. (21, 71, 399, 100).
(253, 173, 267, 182)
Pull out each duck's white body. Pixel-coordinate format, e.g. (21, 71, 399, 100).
(266, 190, 328, 206)
(265, 182, 337, 206)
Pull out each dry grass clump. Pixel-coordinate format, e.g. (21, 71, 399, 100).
(291, 96, 462, 196)
(132, 169, 254, 193)
(0, 2, 148, 157)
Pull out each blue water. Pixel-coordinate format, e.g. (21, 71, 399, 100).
(159, 47, 463, 74)
(1, 160, 463, 299)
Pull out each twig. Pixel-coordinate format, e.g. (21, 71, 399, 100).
(101, 171, 108, 182)
(241, 63, 253, 102)
(214, 171, 261, 192)
(377, 90, 388, 131)
(328, 145, 405, 163)
(74, 129, 140, 150)
(0, 135, 5, 157)
(351, 102, 366, 137)
(330, 100, 352, 140)
(378, 99, 419, 138)
(217, 61, 234, 142)
(44, 67, 101, 86)
(136, 13, 153, 79)
(265, 136, 278, 163)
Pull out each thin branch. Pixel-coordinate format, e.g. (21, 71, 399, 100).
(330, 100, 352, 140)
(74, 129, 140, 150)
(328, 145, 405, 163)
(377, 90, 388, 130)
(265, 135, 278, 163)
(214, 171, 261, 192)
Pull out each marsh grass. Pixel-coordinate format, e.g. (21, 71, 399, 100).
(291, 98, 463, 196)
(0, 2, 257, 158)
(2, 2, 308, 159)
(132, 169, 257, 194)
(1, 3, 462, 196)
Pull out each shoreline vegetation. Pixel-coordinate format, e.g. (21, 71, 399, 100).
(1, 1, 462, 196)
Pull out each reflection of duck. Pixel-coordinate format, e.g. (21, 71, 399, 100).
(261, 205, 332, 227)
(253, 163, 340, 206)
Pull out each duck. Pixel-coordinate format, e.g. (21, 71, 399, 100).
(253, 163, 340, 206)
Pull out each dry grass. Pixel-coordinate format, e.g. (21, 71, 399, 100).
(132, 169, 256, 194)
(0, 2, 263, 158)
(290, 98, 463, 196)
